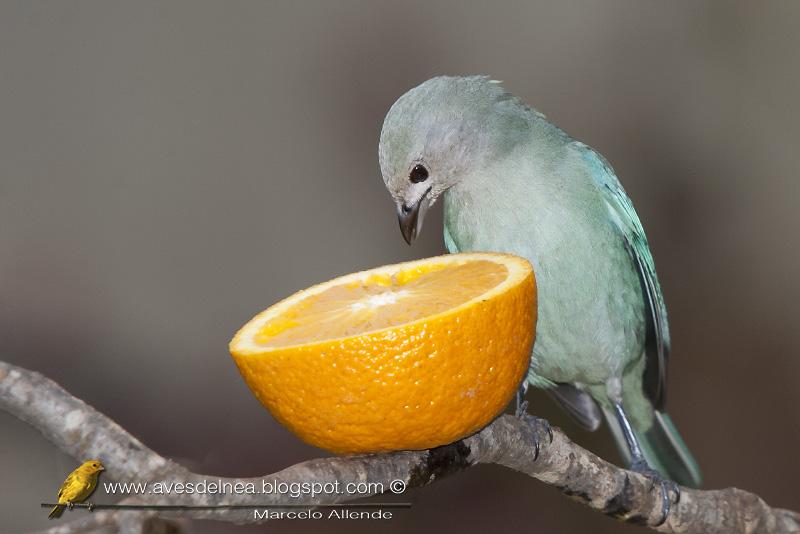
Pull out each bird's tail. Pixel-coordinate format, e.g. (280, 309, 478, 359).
(603, 407, 702, 488)
(48, 504, 63, 519)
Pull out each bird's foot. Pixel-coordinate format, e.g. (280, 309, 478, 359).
(629, 459, 680, 526)
(66, 502, 75, 510)
(515, 385, 552, 460)
(86, 502, 96, 512)
(517, 412, 553, 462)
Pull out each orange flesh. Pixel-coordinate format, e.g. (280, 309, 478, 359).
(255, 260, 508, 347)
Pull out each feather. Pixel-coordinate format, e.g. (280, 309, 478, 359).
(547, 383, 602, 431)
(578, 144, 671, 410)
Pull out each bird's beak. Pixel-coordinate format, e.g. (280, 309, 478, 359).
(99, 466, 105, 471)
(396, 187, 431, 245)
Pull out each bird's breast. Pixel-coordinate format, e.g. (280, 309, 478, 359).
(443, 179, 645, 384)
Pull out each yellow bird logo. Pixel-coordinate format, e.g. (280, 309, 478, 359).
(48, 459, 105, 519)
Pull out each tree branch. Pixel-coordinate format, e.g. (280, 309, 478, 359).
(2, 360, 797, 533)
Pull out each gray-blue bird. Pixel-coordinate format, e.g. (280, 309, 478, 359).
(378, 76, 701, 518)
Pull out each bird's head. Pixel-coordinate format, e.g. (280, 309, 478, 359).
(378, 75, 527, 244)
(78, 459, 105, 474)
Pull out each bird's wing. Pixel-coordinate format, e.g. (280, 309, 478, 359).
(577, 143, 670, 410)
(57, 472, 78, 501)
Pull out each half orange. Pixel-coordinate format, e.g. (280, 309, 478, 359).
(229, 253, 536, 453)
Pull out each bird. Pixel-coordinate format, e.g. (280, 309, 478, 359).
(378, 75, 701, 521)
(48, 459, 105, 518)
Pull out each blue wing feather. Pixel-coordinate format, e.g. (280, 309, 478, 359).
(577, 143, 670, 410)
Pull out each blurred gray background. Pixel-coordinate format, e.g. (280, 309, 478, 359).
(2, 1, 799, 532)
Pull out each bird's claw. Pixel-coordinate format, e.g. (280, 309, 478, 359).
(66, 502, 75, 510)
(630, 461, 680, 525)
(515, 390, 552, 461)
(518, 412, 553, 461)
(87, 502, 96, 512)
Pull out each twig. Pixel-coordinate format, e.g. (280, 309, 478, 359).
(2, 360, 798, 533)
(31, 497, 180, 534)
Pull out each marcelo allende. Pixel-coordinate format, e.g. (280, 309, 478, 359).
(254, 509, 393, 520)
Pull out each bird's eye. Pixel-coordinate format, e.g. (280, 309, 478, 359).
(409, 164, 429, 183)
